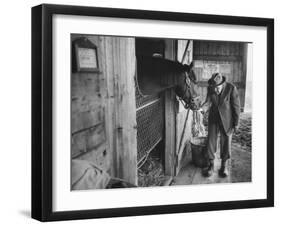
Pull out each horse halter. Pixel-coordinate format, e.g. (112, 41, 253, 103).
(177, 72, 192, 108)
(178, 71, 200, 109)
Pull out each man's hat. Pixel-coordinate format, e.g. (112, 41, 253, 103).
(208, 73, 226, 87)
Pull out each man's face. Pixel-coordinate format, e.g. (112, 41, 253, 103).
(214, 74, 223, 84)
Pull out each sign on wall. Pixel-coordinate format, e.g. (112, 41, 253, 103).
(194, 60, 232, 80)
(73, 37, 99, 72)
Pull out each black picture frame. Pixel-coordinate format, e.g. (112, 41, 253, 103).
(31, 4, 274, 222)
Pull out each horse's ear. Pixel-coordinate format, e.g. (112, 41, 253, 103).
(188, 61, 198, 84)
(183, 61, 194, 73)
(189, 61, 194, 69)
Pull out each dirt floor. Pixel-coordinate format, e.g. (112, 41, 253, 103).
(231, 112, 252, 182)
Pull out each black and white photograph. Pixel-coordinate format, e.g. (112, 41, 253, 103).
(0, 0, 278, 224)
(30, 3, 274, 221)
(71, 35, 253, 190)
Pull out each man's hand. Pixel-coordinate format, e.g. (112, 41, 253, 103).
(233, 125, 239, 133)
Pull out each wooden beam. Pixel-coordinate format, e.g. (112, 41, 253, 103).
(240, 43, 248, 112)
(164, 40, 176, 176)
(100, 36, 117, 177)
(164, 89, 176, 176)
(71, 123, 106, 158)
(194, 55, 242, 62)
(103, 37, 138, 185)
(181, 40, 190, 64)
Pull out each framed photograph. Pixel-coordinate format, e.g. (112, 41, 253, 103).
(32, 4, 274, 221)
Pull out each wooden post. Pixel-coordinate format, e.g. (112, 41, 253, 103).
(102, 37, 138, 185)
(100, 36, 117, 177)
(241, 43, 248, 112)
(164, 89, 176, 176)
(164, 40, 176, 176)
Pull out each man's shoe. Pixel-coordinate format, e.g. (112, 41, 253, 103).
(202, 161, 214, 177)
(218, 166, 228, 178)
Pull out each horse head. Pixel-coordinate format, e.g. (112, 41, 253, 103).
(136, 56, 201, 110)
(174, 62, 201, 110)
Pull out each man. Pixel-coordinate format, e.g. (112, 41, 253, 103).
(201, 73, 240, 177)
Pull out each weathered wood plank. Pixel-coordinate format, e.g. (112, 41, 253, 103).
(165, 89, 176, 176)
(175, 40, 194, 175)
(72, 123, 106, 158)
(71, 71, 103, 133)
(194, 41, 245, 57)
(101, 37, 137, 185)
(100, 36, 117, 177)
(164, 39, 177, 176)
(194, 55, 242, 62)
(70, 34, 111, 180)
(72, 72, 100, 97)
(240, 43, 248, 111)
(114, 38, 138, 185)
(72, 105, 103, 133)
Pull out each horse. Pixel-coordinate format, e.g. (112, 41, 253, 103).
(136, 56, 201, 110)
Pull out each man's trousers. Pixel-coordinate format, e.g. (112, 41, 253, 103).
(206, 119, 233, 161)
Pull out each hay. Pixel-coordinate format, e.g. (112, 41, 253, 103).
(138, 154, 166, 187)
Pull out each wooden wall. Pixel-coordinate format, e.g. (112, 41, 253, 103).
(193, 41, 247, 111)
(71, 35, 137, 185)
(71, 35, 107, 171)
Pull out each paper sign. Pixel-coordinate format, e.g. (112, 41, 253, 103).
(219, 64, 231, 74)
(78, 47, 97, 69)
